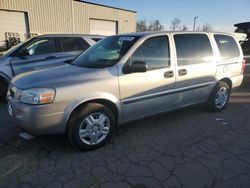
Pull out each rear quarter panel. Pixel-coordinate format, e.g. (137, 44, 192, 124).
(209, 33, 244, 88)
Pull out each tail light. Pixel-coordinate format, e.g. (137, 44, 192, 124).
(242, 58, 246, 75)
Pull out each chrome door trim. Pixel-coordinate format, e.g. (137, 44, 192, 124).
(122, 82, 214, 105)
(217, 62, 239, 66)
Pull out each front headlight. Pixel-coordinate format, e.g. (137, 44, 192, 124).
(19, 88, 56, 105)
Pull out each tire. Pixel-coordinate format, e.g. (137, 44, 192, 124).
(67, 103, 115, 150)
(0, 79, 8, 102)
(208, 81, 230, 112)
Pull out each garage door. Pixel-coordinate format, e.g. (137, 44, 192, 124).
(0, 10, 28, 47)
(90, 19, 117, 36)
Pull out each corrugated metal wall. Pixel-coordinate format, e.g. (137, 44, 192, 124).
(0, 0, 73, 34)
(73, 1, 136, 34)
(0, 0, 136, 35)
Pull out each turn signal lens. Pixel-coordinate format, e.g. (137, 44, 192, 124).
(40, 92, 55, 104)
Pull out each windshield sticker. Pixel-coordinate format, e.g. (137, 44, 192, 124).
(119, 37, 135, 41)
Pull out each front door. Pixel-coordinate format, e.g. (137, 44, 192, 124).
(10, 37, 65, 75)
(119, 35, 176, 122)
(173, 33, 217, 106)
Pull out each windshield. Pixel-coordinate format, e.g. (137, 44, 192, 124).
(72, 35, 139, 68)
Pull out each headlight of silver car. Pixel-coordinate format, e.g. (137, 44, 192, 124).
(19, 88, 56, 105)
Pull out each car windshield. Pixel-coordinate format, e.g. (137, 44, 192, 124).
(72, 35, 139, 68)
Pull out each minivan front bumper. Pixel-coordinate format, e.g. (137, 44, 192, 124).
(7, 96, 67, 135)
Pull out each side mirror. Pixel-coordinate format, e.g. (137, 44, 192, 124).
(123, 61, 147, 74)
(17, 49, 29, 57)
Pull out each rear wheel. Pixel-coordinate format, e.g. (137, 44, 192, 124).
(0, 79, 8, 102)
(67, 103, 115, 150)
(208, 81, 230, 112)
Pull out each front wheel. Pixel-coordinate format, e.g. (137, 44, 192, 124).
(67, 103, 115, 150)
(208, 81, 230, 112)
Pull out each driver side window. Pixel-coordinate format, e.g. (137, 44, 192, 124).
(130, 36, 170, 70)
(21, 38, 56, 56)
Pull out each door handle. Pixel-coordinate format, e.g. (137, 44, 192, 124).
(45, 56, 56, 59)
(178, 69, 187, 76)
(164, 71, 174, 78)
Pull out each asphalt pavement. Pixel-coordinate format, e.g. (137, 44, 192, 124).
(0, 84, 250, 188)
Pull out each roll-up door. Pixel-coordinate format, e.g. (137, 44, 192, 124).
(90, 19, 117, 36)
(0, 10, 28, 49)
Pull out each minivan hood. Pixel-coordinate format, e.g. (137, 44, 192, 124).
(12, 64, 99, 89)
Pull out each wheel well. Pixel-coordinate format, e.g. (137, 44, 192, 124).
(0, 76, 8, 85)
(220, 78, 232, 89)
(0, 76, 9, 87)
(86, 99, 119, 120)
(66, 99, 119, 132)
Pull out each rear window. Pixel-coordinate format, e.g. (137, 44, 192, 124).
(214, 35, 240, 59)
(174, 34, 213, 66)
(60, 37, 90, 52)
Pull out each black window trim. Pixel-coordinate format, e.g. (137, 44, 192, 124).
(129, 35, 171, 71)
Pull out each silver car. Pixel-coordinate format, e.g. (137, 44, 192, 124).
(7, 31, 244, 150)
(0, 34, 103, 100)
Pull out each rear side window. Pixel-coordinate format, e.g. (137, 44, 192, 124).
(174, 34, 213, 66)
(131, 36, 170, 70)
(60, 38, 90, 52)
(214, 35, 240, 59)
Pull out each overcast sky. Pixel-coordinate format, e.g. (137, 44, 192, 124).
(84, 0, 250, 32)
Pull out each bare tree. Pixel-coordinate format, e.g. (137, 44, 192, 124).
(182, 25, 189, 31)
(170, 18, 181, 31)
(202, 24, 213, 31)
(148, 20, 164, 31)
(137, 19, 164, 32)
(136, 20, 148, 32)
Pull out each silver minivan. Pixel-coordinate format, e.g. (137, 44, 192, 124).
(7, 32, 245, 150)
(0, 34, 103, 100)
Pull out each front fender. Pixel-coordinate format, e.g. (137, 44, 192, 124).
(64, 92, 122, 127)
(0, 56, 13, 82)
(0, 72, 11, 83)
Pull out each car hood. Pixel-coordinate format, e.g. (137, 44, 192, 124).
(12, 64, 100, 89)
(235, 22, 250, 37)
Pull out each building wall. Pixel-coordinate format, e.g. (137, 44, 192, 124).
(0, 0, 74, 34)
(0, 0, 136, 35)
(73, 1, 136, 34)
